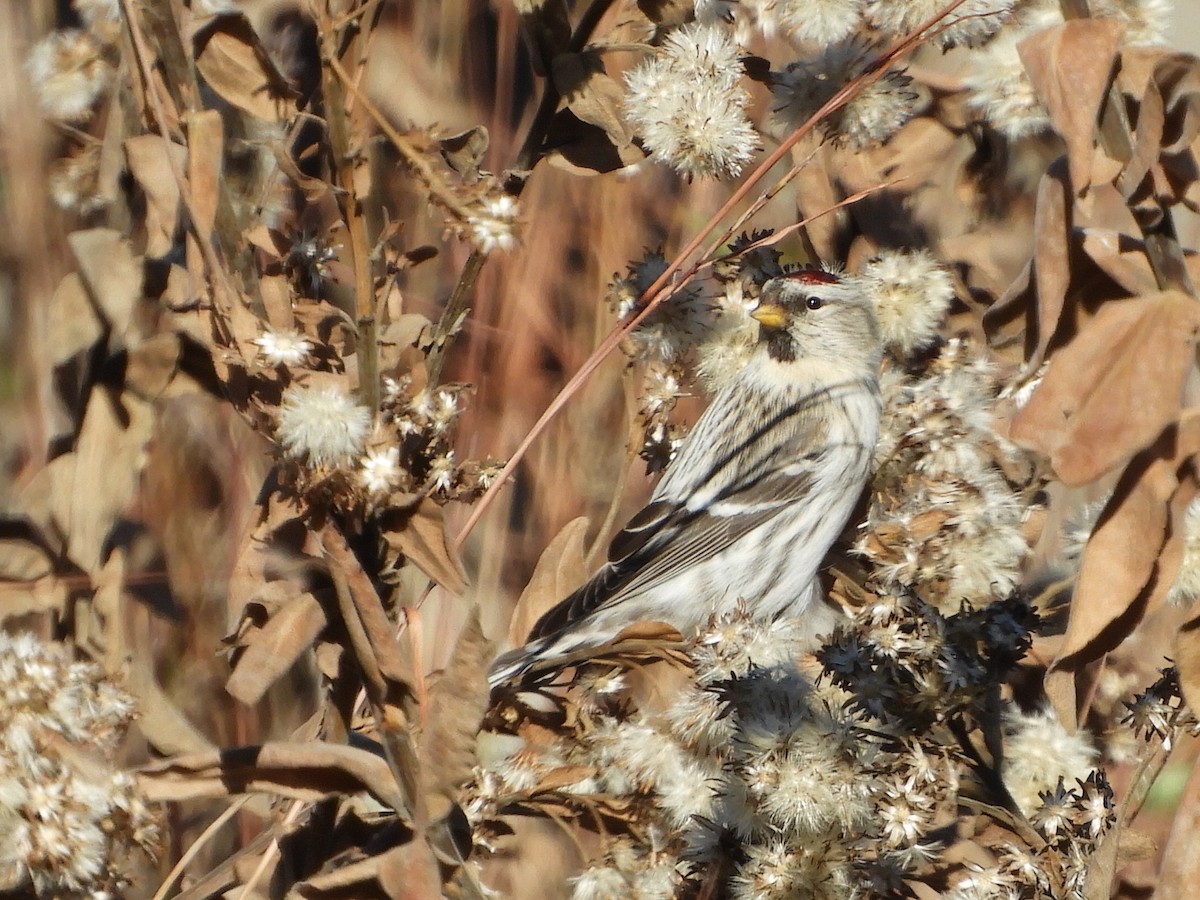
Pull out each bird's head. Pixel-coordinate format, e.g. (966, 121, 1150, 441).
(752, 270, 882, 371)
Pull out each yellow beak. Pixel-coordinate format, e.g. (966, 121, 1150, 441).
(751, 302, 788, 331)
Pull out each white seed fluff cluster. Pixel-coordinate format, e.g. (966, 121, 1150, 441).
(253, 328, 314, 367)
(863, 0, 1014, 49)
(860, 341, 1032, 610)
(963, 6, 1059, 140)
(468, 193, 520, 255)
(858, 249, 956, 357)
(0, 632, 159, 898)
(26, 29, 112, 124)
(623, 23, 758, 180)
(358, 445, 404, 495)
(778, 0, 865, 45)
(277, 383, 372, 468)
(1000, 706, 1100, 817)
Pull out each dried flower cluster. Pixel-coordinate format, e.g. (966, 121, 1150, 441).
(470, 595, 1126, 898)
(858, 340, 1035, 612)
(0, 632, 160, 897)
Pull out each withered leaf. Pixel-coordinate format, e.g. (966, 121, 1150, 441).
(1175, 593, 1200, 718)
(225, 590, 327, 706)
(544, 109, 644, 175)
(0, 522, 53, 581)
(1050, 413, 1200, 725)
(380, 499, 469, 595)
(186, 109, 224, 243)
(552, 51, 636, 157)
(60, 390, 157, 575)
(1027, 161, 1073, 369)
(137, 741, 406, 811)
(68, 229, 144, 337)
(124, 135, 186, 257)
(192, 13, 297, 123)
(1011, 291, 1200, 486)
(1019, 19, 1125, 197)
(124, 333, 183, 399)
(419, 609, 494, 814)
(439, 126, 490, 184)
(124, 654, 216, 756)
(508, 516, 590, 646)
(47, 273, 106, 369)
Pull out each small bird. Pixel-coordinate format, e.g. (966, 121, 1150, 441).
(489, 270, 883, 685)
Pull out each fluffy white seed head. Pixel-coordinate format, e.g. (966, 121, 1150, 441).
(623, 23, 758, 179)
(277, 384, 372, 468)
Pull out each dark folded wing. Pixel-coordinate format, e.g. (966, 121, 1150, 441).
(526, 460, 818, 640)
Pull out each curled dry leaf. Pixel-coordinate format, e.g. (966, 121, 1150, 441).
(1117, 48, 1200, 220)
(380, 498, 469, 595)
(507, 515, 590, 647)
(420, 610, 494, 817)
(1010, 290, 1200, 486)
(191, 13, 297, 124)
(186, 109, 224, 244)
(225, 587, 327, 706)
(1048, 412, 1200, 727)
(124, 135, 186, 257)
(137, 741, 407, 812)
(1018, 19, 1125, 198)
(68, 228, 144, 339)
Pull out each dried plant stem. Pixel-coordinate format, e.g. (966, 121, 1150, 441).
(151, 796, 251, 900)
(455, 1, 967, 546)
(327, 54, 473, 220)
(317, 11, 380, 411)
(231, 801, 306, 900)
(427, 250, 486, 387)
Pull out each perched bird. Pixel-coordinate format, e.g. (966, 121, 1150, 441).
(489, 270, 883, 685)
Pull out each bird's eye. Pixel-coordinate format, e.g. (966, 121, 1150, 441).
(805, 296, 823, 311)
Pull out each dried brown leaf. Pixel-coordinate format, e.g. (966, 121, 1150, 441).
(1080, 227, 1160, 296)
(68, 229, 143, 336)
(124, 332, 183, 399)
(187, 109, 224, 243)
(138, 742, 406, 811)
(125, 654, 216, 756)
(508, 516, 590, 646)
(1011, 291, 1200, 486)
(124, 135, 186, 257)
(552, 51, 636, 155)
(420, 609, 494, 813)
(1050, 413, 1200, 724)
(544, 109, 644, 175)
(439, 126, 489, 184)
(1026, 161, 1073, 368)
(0, 577, 70, 622)
(60, 391, 156, 575)
(380, 499, 469, 595)
(192, 13, 297, 123)
(0, 521, 53, 580)
(226, 591, 327, 706)
(1019, 20, 1125, 197)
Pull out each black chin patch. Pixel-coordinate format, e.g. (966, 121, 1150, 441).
(766, 330, 796, 362)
